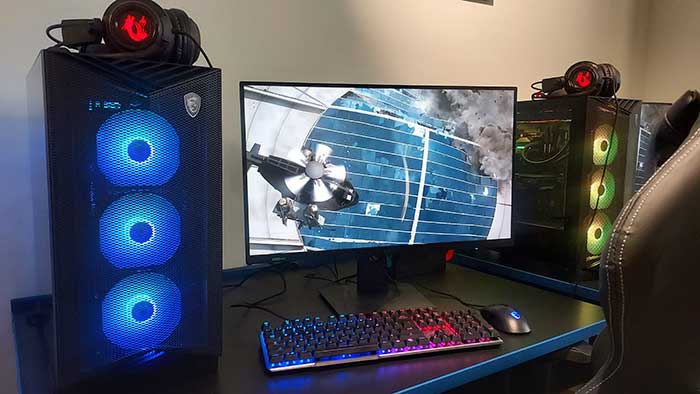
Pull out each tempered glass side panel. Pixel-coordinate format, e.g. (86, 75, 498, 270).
(27, 53, 53, 297)
(514, 120, 571, 230)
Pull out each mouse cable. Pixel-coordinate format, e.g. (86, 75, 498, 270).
(413, 283, 485, 309)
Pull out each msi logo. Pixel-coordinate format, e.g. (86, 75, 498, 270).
(184, 92, 201, 118)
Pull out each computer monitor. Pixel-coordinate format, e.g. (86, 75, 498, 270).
(240, 83, 516, 268)
(637, 102, 670, 191)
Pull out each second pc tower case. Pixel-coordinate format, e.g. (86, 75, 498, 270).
(28, 49, 222, 390)
(512, 96, 641, 281)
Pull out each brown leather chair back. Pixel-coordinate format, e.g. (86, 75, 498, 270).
(576, 129, 700, 393)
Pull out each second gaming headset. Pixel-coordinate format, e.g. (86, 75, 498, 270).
(532, 61, 621, 99)
(46, 0, 206, 66)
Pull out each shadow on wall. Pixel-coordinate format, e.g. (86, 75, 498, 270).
(0, 116, 43, 394)
(222, 0, 392, 268)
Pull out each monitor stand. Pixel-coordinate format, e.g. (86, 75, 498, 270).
(319, 253, 434, 314)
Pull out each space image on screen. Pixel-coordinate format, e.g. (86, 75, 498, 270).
(241, 84, 515, 257)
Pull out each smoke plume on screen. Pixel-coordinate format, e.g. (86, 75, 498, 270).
(425, 89, 513, 181)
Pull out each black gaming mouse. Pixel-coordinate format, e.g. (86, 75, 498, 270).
(480, 304, 532, 334)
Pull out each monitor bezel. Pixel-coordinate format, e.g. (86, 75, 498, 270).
(239, 81, 517, 265)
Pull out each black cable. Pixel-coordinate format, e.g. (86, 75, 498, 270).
(575, 86, 620, 288)
(222, 260, 300, 289)
(172, 30, 213, 68)
(224, 262, 300, 310)
(303, 272, 357, 284)
(530, 80, 546, 100)
(247, 270, 287, 306)
(380, 266, 400, 291)
(319, 263, 338, 280)
(587, 89, 619, 229)
(46, 24, 64, 46)
(520, 136, 570, 165)
(223, 266, 275, 289)
(229, 304, 289, 320)
(414, 283, 485, 309)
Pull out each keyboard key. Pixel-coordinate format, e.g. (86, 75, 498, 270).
(261, 307, 502, 371)
(270, 354, 282, 363)
(300, 352, 313, 360)
(314, 344, 378, 359)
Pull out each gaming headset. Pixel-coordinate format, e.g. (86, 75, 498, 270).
(46, 0, 206, 66)
(532, 61, 621, 99)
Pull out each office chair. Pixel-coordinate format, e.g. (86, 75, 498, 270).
(573, 96, 700, 393)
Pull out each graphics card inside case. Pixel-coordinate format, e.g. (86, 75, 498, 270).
(511, 96, 641, 282)
(28, 49, 222, 390)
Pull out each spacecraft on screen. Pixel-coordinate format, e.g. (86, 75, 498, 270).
(246, 143, 359, 228)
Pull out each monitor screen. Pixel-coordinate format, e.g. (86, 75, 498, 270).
(240, 83, 515, 259)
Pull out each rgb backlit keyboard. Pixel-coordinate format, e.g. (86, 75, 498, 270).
(259, 307, 502, 372)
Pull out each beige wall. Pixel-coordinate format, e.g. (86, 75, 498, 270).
(642, 0, 700, 102)
(222, 0, 650, 268)
(0, 0, 652, 392)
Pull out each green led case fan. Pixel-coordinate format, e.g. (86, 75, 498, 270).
(592, 124, 619, 165)
(586, 212, 613, 255)
(589, 169, 616, 209)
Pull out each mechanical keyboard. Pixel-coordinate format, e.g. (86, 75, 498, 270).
(259, 307, 503, 372)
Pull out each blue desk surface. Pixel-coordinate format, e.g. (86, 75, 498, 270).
(13, 262, 605, 394)
(457, 255, 601, 303)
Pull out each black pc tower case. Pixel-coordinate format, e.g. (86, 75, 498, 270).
(511, 96, 641, 282)
(28, 49, 222, 390)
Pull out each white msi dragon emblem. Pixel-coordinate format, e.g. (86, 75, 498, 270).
(184, 92, 201, 118)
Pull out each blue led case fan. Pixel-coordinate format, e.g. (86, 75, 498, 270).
(102, 273, 182, 349)
(99, 193, 181, 269)
(97, 109, 180, 186)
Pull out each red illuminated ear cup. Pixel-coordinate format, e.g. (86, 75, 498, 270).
(102, 0, 172, 58)
(564, 61, 600, 95)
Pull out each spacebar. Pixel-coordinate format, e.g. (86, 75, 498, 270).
(314, 344, 378, 359)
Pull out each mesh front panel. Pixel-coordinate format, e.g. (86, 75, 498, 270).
(36, 50, 222, 387)
(592, 124, 619, 165)
(97, 109, 180, 186)
(102, 273, 182, 349)
(99, 193, 181, 269)
(587, 117, 624, 261)
(589, 169, 616, 210)
(586, 212, 612, 255)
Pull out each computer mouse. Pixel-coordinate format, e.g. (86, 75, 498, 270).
(480, 304, 531, 334)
